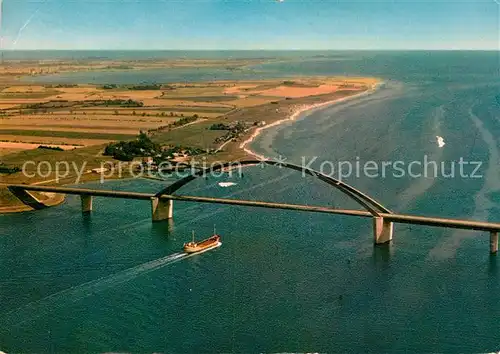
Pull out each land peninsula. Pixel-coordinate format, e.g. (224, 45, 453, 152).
(0, 58, 380, 212)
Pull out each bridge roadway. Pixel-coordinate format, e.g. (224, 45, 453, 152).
(6, 183, 500, 254)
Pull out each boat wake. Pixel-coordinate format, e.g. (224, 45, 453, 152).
(2, 247, 220, 327)
(2, 167, 287, 326)
(429, 104, 500, 260)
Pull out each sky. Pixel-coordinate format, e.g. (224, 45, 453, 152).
(0, 0, 498, 50)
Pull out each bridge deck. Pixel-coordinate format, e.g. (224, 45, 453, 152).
(6, 184, 500, 232)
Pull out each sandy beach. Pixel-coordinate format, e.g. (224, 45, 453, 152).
(239, 83, 382, 160)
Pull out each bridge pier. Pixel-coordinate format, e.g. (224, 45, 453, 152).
(490, 231, 498, 254)
(151, 197, 173, 222)
(81, 195, 93, 213)
(373, 217, 393, 244)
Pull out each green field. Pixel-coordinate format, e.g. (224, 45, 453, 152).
(152, 121, 228, 149)
(81, 106, 233, 113)
(160, 95, 239, 102)
(0, 130, 136, 141)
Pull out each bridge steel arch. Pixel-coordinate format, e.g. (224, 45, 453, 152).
(153, 160, 395, 244)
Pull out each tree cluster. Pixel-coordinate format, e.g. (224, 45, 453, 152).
(103, 131, 160, 161)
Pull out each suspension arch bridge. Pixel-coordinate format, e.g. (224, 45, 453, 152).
(6, 160, 500, 254)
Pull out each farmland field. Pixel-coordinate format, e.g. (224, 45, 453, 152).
(0, 129, 137, 141)
(0, 70, 375, 213)
(0, 76, 375, 159)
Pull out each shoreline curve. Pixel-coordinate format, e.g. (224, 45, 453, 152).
(239, 83, 383, 160)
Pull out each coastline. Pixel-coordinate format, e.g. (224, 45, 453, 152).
(239, 83, 383, 160)
(0, 79, 382, 214)
(0, 172, 139, 214)
(0, 192, 65, 214)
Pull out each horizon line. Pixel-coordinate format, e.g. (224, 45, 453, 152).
(1, 48, 499, 51)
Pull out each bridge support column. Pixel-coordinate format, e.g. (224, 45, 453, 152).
(490, 231, 498, 254)
(373, 217, 393, 244)
(151, 197, 173, 222)
(81, 195, 93, 213)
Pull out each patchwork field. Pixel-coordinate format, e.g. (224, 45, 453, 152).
(0, 70, 379, 211)
(0, 141, 81, 157)
(0, 77, 377, 157)
(0, 59, 378, 213)
(0, 134, 110, 148)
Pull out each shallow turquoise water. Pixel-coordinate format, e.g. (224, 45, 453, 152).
(1, 51, 500, 352)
